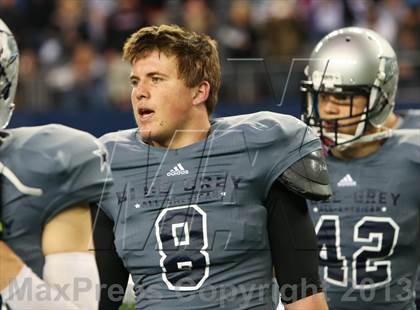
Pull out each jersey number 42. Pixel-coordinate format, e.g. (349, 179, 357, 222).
(315, 215, 399, 289)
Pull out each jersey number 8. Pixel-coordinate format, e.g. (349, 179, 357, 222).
(155, 204, 210, 291)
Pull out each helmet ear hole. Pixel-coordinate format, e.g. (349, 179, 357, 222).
(369, 95, 392, 127)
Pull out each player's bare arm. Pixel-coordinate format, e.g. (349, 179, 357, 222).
(285, 292, 328, 310)
(0, 241, 24, 290)
(1, 203, 96, 290)
(42, 203, 93, 255)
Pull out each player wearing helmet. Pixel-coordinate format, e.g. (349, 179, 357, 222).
(0, 19, 112, 309)
(301, 27, 399, 150)
(302, 27, 420, 310)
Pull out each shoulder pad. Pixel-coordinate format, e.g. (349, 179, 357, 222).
(213, 111, 319, 148)
(12, 124, 107, 174)
(213, 112, 323, 198)
(100, 129, 136, 146)
(279, 150, 332, 201)
(99, 129, 144, 169)
(3, 125, 111, 217)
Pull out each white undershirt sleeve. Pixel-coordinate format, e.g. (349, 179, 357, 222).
(1, 252, 99, 310)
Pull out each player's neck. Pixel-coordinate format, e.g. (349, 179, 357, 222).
(331, 140, 382, 159)
(383, 112, 401, 129)
(330, 127, 384, 160)
(151, 118, 211, 149)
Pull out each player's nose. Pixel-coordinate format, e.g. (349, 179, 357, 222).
(133, 79, 150, 101)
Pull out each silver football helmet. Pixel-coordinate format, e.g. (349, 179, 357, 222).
(0, 19, 18, 129)
(301, 27, 399, 148)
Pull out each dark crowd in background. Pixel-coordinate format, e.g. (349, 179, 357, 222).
(1, 0, 420, 114)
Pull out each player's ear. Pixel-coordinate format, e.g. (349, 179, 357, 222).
(192, 81, 210, 107)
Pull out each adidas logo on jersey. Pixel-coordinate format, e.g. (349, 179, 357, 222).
(167, 163, 189, 176)
(337, 174, 357, 187)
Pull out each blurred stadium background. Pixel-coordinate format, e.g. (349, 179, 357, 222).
(1, 0, 419, 137)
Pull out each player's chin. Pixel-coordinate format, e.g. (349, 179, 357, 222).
(338, 123, 359, 134)
(138, 127, 153, 140)
(137, 116, 156, 131)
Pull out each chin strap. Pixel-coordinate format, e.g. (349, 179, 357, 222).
(323, 127, 393, 151)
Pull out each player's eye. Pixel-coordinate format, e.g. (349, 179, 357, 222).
(151, 76, 162, 83)
(130, 79, 138, 87)
(318, 93, 351, 104)
(318, 93, 334, 103)
(332, 93, 351, 102)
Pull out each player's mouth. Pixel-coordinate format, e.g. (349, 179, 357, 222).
(321, 120, 336, 132)
(138, 108, 155, 121)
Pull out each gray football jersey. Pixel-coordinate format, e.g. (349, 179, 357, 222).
(308, 129, 420, 310)
(1, 124, 111, 277)
(100, 112, 321, 310)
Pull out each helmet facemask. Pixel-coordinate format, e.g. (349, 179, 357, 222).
(302, 77, 391, 149)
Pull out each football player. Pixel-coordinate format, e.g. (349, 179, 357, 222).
(0, 19, 111, 309)
(301, 27, 420, 309)
(93, 24, 331, 310)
